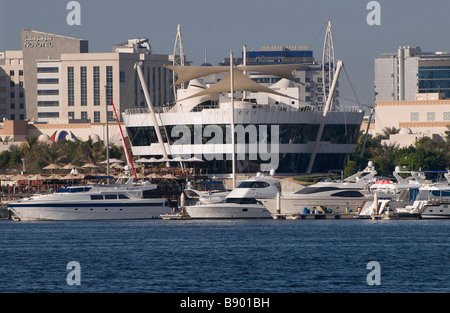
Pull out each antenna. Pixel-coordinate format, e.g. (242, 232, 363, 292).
(322, 20, 335, 106)
(172, 24, 185, 100)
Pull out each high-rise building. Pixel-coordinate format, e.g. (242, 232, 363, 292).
(375, 46, 450, 101)
(0, 30, 175, 124)
(0, 50, 25, 121)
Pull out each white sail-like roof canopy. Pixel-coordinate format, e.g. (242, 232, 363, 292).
(166, 63, 312, 85)
(178, 69, 298, 102)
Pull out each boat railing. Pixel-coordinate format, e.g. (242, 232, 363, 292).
(124, 104, 363, 115)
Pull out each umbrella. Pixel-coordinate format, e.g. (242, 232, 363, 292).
(135, 158, 150, 163)
(185, 156, 204, 162)
(147, 173, 162, 179)
(63, 163, 81, 170)
(82, 163, 99, 168)
(170, 156, 184, 162)
(110, 163, 124, 169)
(43, 163, 62, 170)
(100, 158, 124, 164)
(61, 173, 83, 180)
(155, 157, 171, 162)
(46, 174, 62, 180)
(162, 174, 178, 179)
(27, 174, 46, 181)
(11, 174, 27, 181)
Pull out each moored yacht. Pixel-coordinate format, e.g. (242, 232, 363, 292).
(7, 176, 171, 221)
(258, 162, 377, 218)
(184, 174, 281, 219)
(402, 172, 450, 219)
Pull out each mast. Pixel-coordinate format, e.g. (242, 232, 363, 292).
(109, 95, 137, 179)
(230, 51, 236, 189)
(135, 62, 169, 160)
(322, 20, 335, 105)
(306, 20, 340, 174)
(172, 24, 185, 100)
(306, 60, 343, 174)
(105, 85, 110, 182)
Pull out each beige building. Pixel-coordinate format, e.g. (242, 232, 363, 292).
(373, 93, 450, 147)
(57, 49, 173, 124)
(0, 30, 175, 145)
(0, 50, 25, 121)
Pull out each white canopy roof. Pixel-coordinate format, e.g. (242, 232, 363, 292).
(178, 69, 298, 102)
(166, 63, 311, 85)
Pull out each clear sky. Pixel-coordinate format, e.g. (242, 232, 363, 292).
(1, 0, 450, 111)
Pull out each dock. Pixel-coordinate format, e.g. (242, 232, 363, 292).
(272, 213, 355, 220)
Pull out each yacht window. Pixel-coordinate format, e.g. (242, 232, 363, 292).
(226, 198, 258, 204)
(237, 181, 270, 188)
(90, 195, 103, 200)
(104, 194, 118, 200)
(294, 187, 340, 195)
(330, 191, 365, 198)
(57, 186, 92, 193)
(118, 194, 129, 199)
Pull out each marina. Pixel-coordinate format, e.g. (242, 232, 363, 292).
(1, 218, 449, 293)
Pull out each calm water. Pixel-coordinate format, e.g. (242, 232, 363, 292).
(0, 218, 449, 293)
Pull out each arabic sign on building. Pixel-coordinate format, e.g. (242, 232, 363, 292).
(23, 36, 54, 48)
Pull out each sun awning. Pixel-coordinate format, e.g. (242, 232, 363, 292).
(166, 65, 228, 85)
(178, 69, 298, 102)
(166, 63, 312, 85)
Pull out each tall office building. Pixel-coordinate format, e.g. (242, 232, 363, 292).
(0, 30, 174, 124)
(0, 50, 25, 120)
(375, 46, 450, 101)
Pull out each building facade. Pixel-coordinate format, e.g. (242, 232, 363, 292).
(375, 46, 450, 101)
(0, 30, 174, 125)
(0, 50, 25, 121)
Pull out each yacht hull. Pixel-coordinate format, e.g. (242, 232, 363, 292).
(185, 203, 272, 219)
(259, 197, 370, 215)
(9, 200, 171, 221)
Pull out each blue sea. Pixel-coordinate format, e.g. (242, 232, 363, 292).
(0, 218, 449, 294)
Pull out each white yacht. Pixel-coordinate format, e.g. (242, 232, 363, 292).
(7, 176, 171, 221)
(402, 172, 450, 219)
(182, 180, 229, 206)
(355, 167, 426, 219)
(258, 162, 377, 217)
(184, 175, 281, 219)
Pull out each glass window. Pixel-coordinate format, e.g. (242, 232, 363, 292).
(81, 66, 87, 106)
(37, 78, 59, 84)
(94, 111, 100, 123)
(106, 66, 113, 105)
(37, 67, 58, 73)
(37, 90, 59, 95)
(94, 66, 100, 106)
(68, 67, 74, 106)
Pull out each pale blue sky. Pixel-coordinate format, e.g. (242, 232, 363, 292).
(1, 0, 450, 110)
